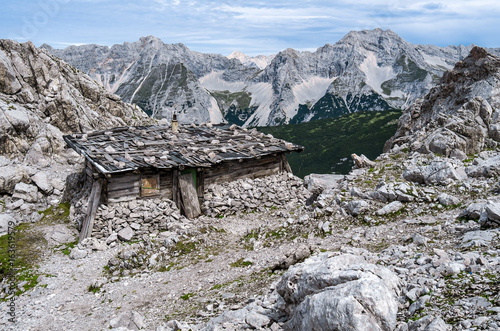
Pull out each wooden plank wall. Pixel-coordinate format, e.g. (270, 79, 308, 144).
(102, 154, 285, 204)
(204, 155, 282, 186)
(107, 169, 173, 204)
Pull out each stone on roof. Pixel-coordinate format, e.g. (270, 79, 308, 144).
(63, 123, 303, 174)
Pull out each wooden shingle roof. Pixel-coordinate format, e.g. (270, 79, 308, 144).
(63, 123, 303, 175)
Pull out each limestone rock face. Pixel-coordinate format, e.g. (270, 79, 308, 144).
(386, 47, 500, 156)
(0, 39, 150, 159)
(276, 253, 401, 331)
(0, 39, 151, 204)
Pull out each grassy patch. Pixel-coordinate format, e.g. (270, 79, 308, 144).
(0, 223, 47, 301)
(230, 258, 253, 268)
(88, 283, 101, 294)
(171, 240, 197, 255)
(180, 292, 194, 300)
(56, 239, 78, 255)
(39, 202, 71, 224)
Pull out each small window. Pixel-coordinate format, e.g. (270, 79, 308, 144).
(141, 174, 160, 197)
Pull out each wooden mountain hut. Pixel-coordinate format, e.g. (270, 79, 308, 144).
(63, 123, 303, 239)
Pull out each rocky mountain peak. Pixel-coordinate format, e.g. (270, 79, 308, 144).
(42, 30, 499, 127)
(337, 28, 404, 47)
(386, 46, 500, 157)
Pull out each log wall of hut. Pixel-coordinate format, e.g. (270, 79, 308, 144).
(106, 169, 173, 204)
(83, 153, 290, 205)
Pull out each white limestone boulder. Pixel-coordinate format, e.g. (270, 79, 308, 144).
(276, 253, 401, 331)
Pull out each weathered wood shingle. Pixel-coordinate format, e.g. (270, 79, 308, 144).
(64, 123, 303, 174)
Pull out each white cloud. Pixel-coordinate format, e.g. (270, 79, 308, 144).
(218, 5, 333, 23)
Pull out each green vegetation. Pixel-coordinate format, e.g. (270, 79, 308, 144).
(88, 283, 101, 294)
(210, 90, 257, 126)
(230, 258, 253, 268)
(0, 203, 75, 301)
(180, 292, 194, 300)
(39, 202, 71, 224)
(57, 240, 78, 255)
(0, 222, 46, 301)
(171, 240, 197, 255)
(382, 56, 429, 95)
(258, 109, 403, 177)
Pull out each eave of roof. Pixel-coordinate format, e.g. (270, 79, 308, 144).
(64, 123, 303, 175)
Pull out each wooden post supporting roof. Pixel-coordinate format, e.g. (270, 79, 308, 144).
(178, 173, 201, 219)
(282, 154, 292, 173)
(79, 178, 103, 241)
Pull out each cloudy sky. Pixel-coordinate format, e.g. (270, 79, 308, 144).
(2, 0, 499, 56)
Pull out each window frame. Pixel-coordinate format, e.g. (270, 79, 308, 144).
(140, 174, 161, 197)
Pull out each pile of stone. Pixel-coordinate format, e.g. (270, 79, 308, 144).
(202, 173, 310, 217)
(91, 199, 190, 242)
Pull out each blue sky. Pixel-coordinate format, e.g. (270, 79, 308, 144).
(1, 0, 499, 56)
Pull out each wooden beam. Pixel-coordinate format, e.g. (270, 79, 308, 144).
(79, 178, 103, 241)
(172, 169, 181, 210)
(282, 154, 292, 173)
(178, 173, 201, 219)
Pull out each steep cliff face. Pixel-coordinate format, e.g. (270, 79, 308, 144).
(0, 39, 150, 157)
(0, 39, 151, 201)
(42, 30, 499, 127)
(385, 46, 500, 157)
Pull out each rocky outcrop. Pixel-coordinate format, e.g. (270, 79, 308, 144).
(386, 47, 500, 156)
(276, 253, 401, 331)
(0, 39, 151, 211)
(0, 39, 150, 158)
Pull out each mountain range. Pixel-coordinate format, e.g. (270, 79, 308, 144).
(41, 29, 500, 127)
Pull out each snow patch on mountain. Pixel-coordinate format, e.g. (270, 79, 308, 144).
(208, 97, 225, 123)
(227, 51, 274, 69)
(359, 52, 397, 95)
(420, 52, 454, 70)
(293, 76, 336, 105)
(246, 83, 274, 126)
(199, 71, 247, 92)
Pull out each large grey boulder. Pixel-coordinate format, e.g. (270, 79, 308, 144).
(345, 200, 371, 216)
(466, 154, 500, 178)
(45, 224, 75, 245)
(12, 182, 39, 203)
(404, 160, 467, 185)
(461, 230, 498, 248)
(376, 201, 404, 216)
(118, 226, 135, 241)
(304, 174, 344, 192)
(408, 315, 451, 331)
(0, 165, 27, 194)
(460, 202, 486, 220)
(276, 253, 401, 331)
(31, 171, 54, 194)
(438, 193, 460, 206)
